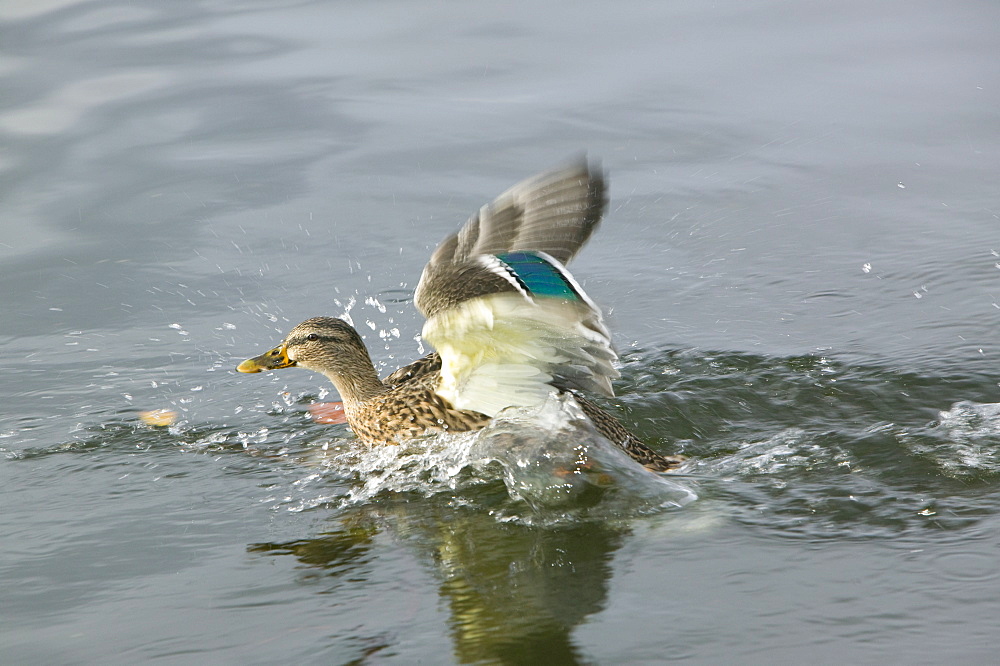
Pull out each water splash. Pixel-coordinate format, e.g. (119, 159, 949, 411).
(314, 393, 696, 520)
(916, 401, 1000, 475)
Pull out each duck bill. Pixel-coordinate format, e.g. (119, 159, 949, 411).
(236, 345, 297, 373)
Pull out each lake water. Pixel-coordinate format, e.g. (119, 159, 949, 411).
(3, 0, 999, 663)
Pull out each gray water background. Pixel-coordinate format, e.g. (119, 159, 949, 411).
(2, 0, 999, 663)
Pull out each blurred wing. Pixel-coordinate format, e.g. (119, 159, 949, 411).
(414, 160, 616, 417)
(421, 252, 619, 417)
(415, 159, 607, 319)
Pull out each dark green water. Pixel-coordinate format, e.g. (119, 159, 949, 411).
(3, 0, 1000, 663)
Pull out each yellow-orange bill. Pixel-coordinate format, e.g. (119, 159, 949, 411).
(236, 345, 295, 373)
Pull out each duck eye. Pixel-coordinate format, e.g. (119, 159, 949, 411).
(306, 333, 319, 342)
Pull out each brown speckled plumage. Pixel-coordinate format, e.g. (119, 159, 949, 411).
(237, 160, 685, 471)
(344, 363, 492, 444)
(573, 393, 684, 472)
(239, 321, 681, 470)
(238, 318, 491, 445)
(387, 352, 682, 470)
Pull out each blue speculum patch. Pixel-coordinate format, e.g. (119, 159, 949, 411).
(496, 251, 579, 301)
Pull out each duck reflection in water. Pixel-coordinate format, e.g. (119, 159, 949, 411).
(249, 499, 626, 664)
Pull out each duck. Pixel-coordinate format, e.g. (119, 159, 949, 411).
(236, 160, 683, 472)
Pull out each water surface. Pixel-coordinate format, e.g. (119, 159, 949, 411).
(2, 0, 999, 663)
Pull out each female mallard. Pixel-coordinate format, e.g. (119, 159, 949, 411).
(237, 161, 682, 471)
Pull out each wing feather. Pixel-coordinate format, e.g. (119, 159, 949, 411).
(414, 159, 618, 417)
(415, 159, 606, 319)
(422, 292, 619, 417)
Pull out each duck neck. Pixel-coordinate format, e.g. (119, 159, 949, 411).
(329, 369, 385, 405)
(322, 346, 387, 406)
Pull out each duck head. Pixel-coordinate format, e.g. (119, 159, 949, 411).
(237, 317, 384, 402)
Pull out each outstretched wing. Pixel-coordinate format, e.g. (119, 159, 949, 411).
(414, 161, 618, 417)
(414, 159, 607, 319)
